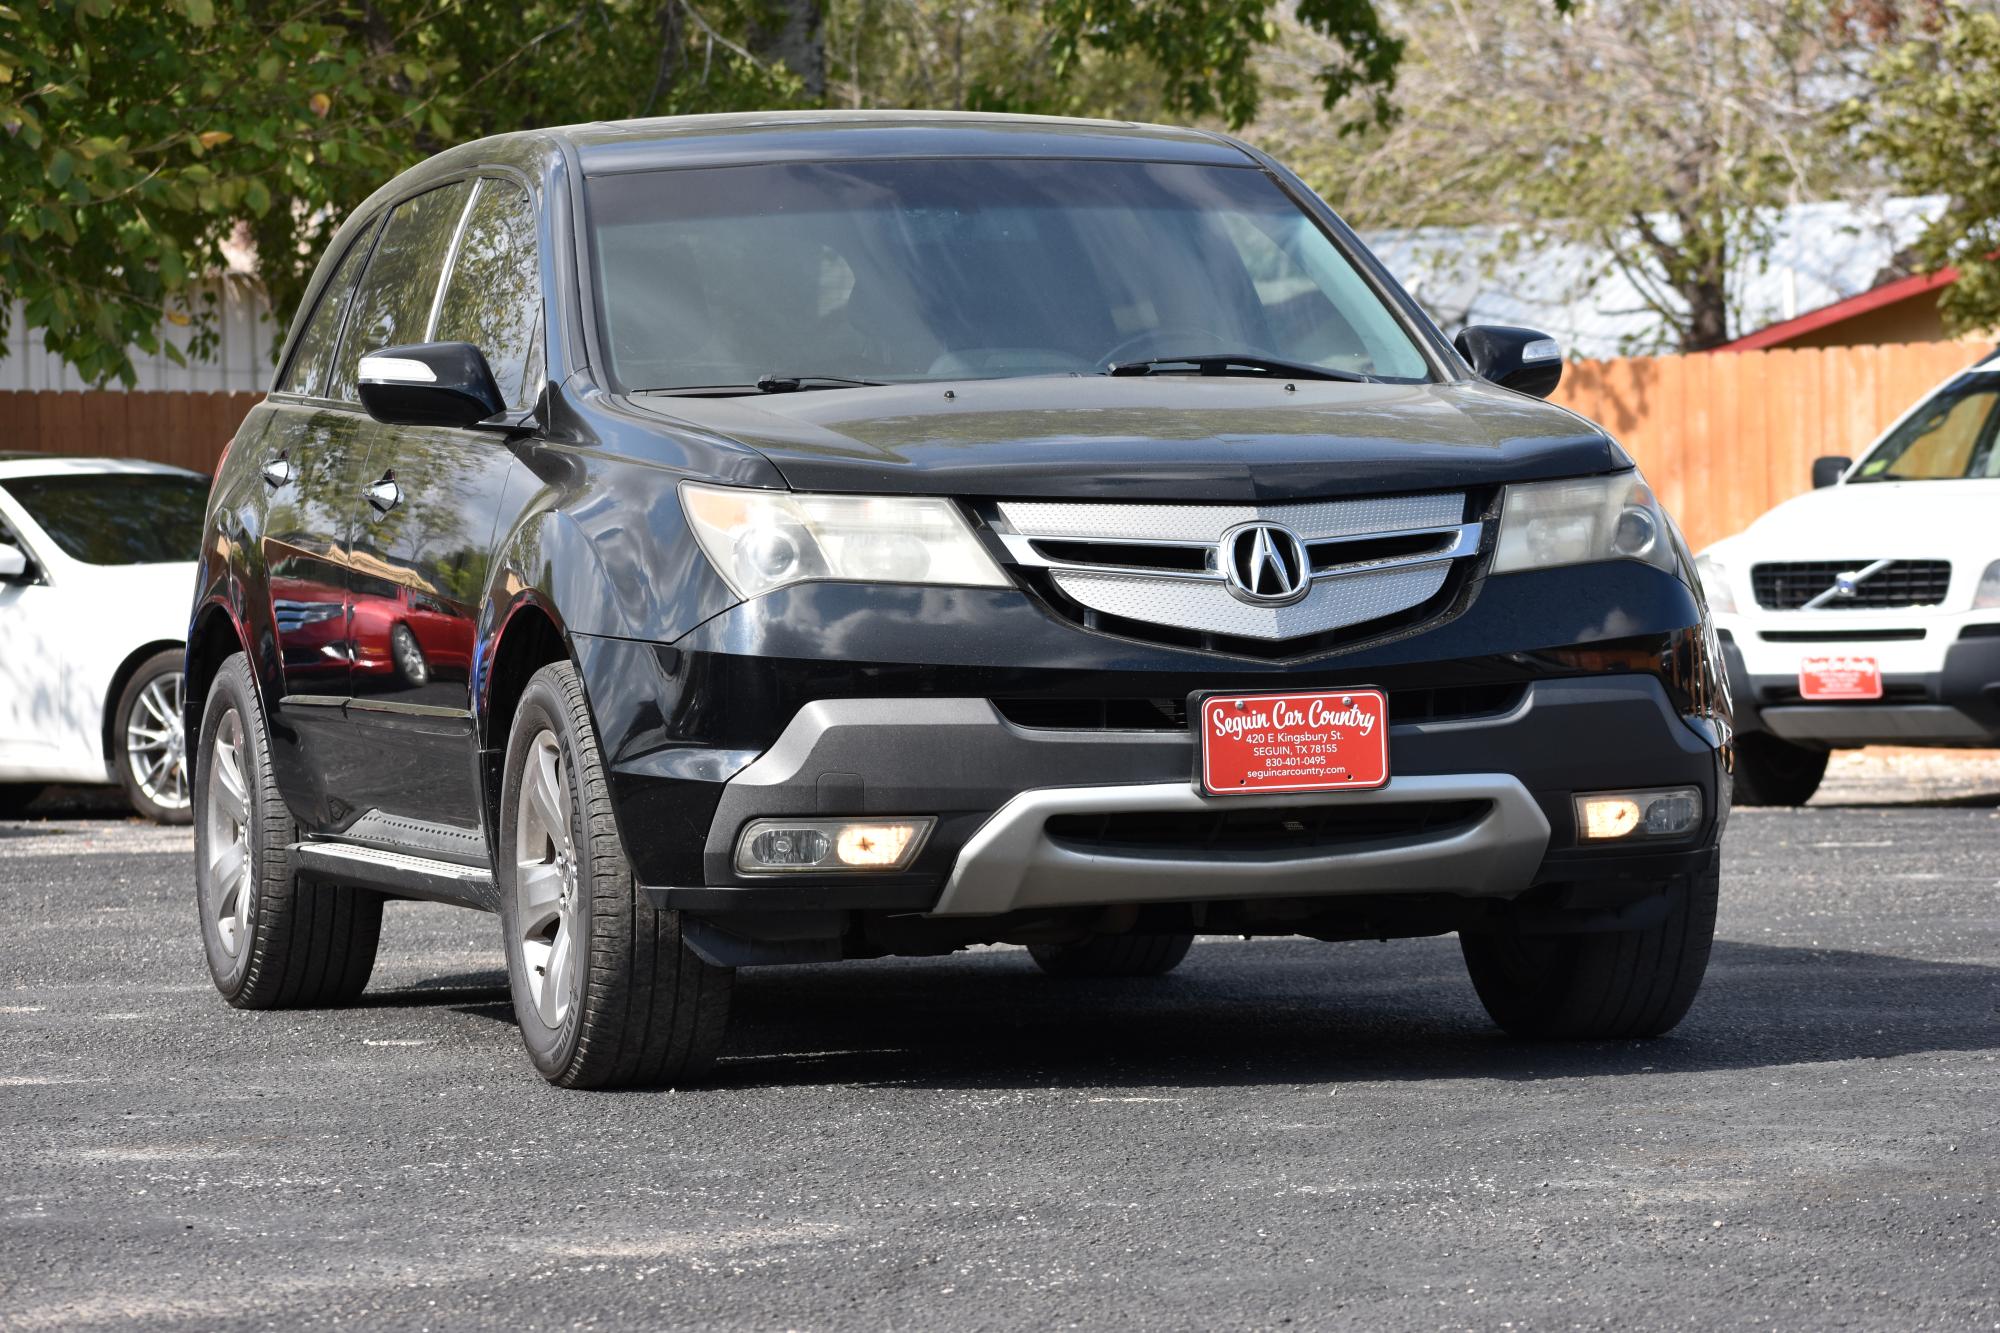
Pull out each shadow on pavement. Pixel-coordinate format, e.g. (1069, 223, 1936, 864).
(367, 937, 2000, 1092)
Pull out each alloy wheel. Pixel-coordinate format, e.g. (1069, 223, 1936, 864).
(127, 671, 190, 812)
(514, 729, 579, 1029)
(203, 708, 253, 958)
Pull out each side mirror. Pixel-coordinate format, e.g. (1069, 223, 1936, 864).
(1811, 456, 1851, 489)
(1454, 325, 1564, 399)
(0, 541, 30, 584)
(358, 342, 506, 429)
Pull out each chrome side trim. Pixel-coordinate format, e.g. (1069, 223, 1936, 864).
(927, 774, 1551, 917)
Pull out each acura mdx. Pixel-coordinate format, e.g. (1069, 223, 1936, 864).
(188, 112, 1729, 1088)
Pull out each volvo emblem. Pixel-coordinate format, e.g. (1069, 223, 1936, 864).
(1832, 573, 1860, 599)
(1220, 522, 1310, 605)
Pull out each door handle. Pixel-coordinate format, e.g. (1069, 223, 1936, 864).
(364, 473, 401, 514)
(261, 454, 294, 488)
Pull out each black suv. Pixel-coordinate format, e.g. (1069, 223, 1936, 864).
(188, 112, 1729, 1088)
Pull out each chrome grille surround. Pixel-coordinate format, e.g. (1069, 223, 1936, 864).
(993, 493, 1476, 642)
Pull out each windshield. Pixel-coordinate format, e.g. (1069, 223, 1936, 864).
(1, 473, 208, 565)
(1852, 376, 2000, 482)
(585, 158, 1434, 392)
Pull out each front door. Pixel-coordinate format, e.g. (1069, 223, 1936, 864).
(328, 176, 544, 852)
(0, 511, 76, 779)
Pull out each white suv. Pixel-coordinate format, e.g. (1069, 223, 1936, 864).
(1697, 349, 2000, 804)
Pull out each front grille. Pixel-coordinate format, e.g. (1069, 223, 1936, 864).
(988, 492, 1483, 653)
(1046, 801, 1489, 854)
(1751, 560, 1951, 610)
(991, 682, 1526, 733)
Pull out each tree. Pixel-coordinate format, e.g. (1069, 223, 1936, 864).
(0, 0, 1509, 385)
(0, 0, 801, 386)
(1849, 4, 2000, 334)
(1252, 0, 1926, 352)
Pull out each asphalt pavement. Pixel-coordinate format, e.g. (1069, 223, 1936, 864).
(2, 757, 1996, 1330)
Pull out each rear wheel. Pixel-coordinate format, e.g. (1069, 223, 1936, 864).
(1029, 931, 1195, 978)
(194, 653, 382, 1007)
(1731, 734, 1828, 806)
(498, 661, 733, 1088)
(116, 650, 193, 824)
(1459, 866, 1718, 1039)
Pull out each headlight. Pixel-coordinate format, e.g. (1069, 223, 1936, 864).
(1491, 471, 1677, 576)
(1694, 553, 1737, 614)
(681, 483, 1009, 598)
(1974, 560, 2000, 610)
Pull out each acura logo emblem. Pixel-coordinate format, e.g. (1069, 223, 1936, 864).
(1221, 522, 1310, 605)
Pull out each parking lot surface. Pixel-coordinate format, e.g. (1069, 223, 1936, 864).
(3, 752, 1997, 1330)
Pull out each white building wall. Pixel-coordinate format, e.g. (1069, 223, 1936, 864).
(0, 277, 280, 393)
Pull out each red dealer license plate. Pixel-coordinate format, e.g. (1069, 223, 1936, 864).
(1197, 688, 1390, 796)
(1798, 654, 1884, 701)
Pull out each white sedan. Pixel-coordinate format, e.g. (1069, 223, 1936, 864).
(0, 455, 208, 822)
(1697, 350, 2000, 804)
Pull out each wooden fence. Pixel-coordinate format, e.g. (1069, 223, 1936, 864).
(0, 390, 260, 476)
(0, 338, 1990, 551)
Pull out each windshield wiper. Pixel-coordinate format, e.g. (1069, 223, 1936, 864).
(754, 374, 884, 393)
(636, 375, 886, 397)
(1106, 353, 1375, 383)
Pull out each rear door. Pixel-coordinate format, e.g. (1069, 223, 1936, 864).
(259, 217, 384, 828)
(334, 177, 540, 850)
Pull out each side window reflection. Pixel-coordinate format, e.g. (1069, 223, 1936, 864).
(435, 181, 544, 411)
(333, 180, 476, 401)
(281, 218, 379, 401)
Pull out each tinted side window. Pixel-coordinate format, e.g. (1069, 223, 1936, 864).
(332, 180, 475, 401)
(0, 475, 208, 565)
(434, 181, 544, 411)
(279, 218, 379, 399)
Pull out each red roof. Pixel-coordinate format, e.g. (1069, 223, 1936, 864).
(1717, 267, 1960, 352)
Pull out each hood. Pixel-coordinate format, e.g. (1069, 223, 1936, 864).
(1707, 478, 2000, 561)
(619, 375, 1619, 501)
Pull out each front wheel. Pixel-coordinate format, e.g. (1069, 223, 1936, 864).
(1731, 734, 1828, 806)
(498, 661, 733, 1088)
(117, 649, 193, 824)
(1459, 866, 1718, 1039)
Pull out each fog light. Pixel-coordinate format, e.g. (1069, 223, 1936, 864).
(1574, 787, 1702, 842)
(735, 817, 935, 874)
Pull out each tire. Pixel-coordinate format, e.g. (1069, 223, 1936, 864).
(1029, 931, 1195, 978)
(1459, 864, 1719, 1040)
(115, 649, 194, 824)
(194, 653, 382, 1008)
(498, 661, 733, 1089)
(390, 624, 429, 686)
(1731, 734, 1828, 806)
(0, 784, 44, 819)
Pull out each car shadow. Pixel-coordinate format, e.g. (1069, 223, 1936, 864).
(374, 937, 2000, 1092)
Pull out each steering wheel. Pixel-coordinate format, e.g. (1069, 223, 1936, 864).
(1098, 326, 1234, 370)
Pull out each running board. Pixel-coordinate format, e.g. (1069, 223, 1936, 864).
(290, 842, 498, 912)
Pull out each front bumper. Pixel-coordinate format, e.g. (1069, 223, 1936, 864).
(573, 562, 1726, 918)
(623, 674, 1720, 916)
(1720, 627, 2000, 746)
